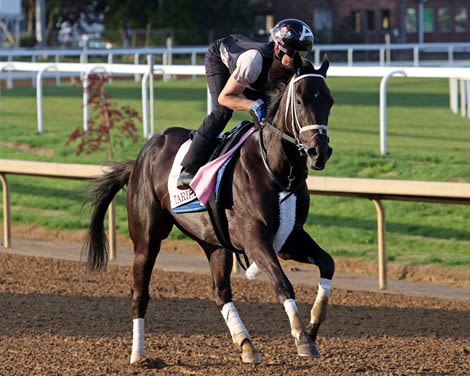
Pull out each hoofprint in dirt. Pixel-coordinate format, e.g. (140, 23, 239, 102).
(0, 253, 468, 375)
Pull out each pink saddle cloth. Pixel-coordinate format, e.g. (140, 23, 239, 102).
(190, 127, 256, 205)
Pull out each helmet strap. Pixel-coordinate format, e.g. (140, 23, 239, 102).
(274, 44, 284, 60)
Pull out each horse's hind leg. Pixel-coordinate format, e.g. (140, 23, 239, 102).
(128, 198, 173, 364)
(278, 229, 334, 354)
(201, 244, 262, 364)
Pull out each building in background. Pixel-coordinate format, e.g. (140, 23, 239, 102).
(251, 0, 469, 44)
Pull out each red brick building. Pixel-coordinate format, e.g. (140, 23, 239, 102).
(251, 0, 470, 44)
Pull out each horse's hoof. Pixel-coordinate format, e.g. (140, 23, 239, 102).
(295, 332, 321, 357)
(241, 348, 263, 364)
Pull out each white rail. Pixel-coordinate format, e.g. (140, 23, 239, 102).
(2, 42, 470, 67)
(1, 61, 470, 155)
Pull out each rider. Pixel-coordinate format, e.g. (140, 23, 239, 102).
(177, 18, 314, 189)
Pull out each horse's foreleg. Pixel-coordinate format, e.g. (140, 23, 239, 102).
(278, 229, 334, 351)
(246, 239, 318, 357)
(305, 278, 331, 342)
(204, 245, 262, 364)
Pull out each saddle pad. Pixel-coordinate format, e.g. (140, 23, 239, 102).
(168, 140, 207, 213)
(190, 126, 256, 204)
(169, 124, 255, 213)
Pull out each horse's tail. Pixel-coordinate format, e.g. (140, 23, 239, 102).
(83, 160, 134, 273)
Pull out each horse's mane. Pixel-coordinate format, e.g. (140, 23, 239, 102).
(265, 76, 292, 121)
(265, 58, 316, 122)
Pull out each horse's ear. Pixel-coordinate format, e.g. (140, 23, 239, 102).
(293, 51, 303, 76)
(317, 54, 330, 78)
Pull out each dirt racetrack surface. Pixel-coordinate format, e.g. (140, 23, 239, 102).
(1, 253, 469, 375)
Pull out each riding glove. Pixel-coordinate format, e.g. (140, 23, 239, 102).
(250, 99, 267, 124)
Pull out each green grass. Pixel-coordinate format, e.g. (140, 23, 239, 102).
(0, 76, 469, 268)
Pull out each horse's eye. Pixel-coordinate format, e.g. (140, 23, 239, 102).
(296, 99, 302, 106)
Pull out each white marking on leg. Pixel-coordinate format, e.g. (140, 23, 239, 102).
(246, 192, 296, 279)
(311, 278, 332, 324)
(317, 278, 332, 299)
(130, 318, 145, 364)
(283, 298, 302, 340)
(221, 302, 250, 346)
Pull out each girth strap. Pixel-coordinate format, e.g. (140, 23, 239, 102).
(207, 192, 250, 270)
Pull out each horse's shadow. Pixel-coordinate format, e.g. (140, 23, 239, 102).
(1, 292, 468, 340)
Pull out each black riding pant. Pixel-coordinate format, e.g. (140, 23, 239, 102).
(181, 39, 233, 173)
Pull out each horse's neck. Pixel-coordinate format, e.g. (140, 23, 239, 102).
(263, 108, 305, 179)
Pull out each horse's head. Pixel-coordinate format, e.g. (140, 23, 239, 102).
(279, 55, 334, 171)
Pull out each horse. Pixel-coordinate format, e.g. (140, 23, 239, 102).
(83, 56, 335, 365)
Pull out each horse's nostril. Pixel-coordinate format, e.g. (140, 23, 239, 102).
(308, 148, 317, 157)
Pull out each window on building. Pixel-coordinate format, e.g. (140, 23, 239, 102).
(366, 10, 375, 31)
(437, 8, 450, 32)
(381, 9, 391, 30)
(352, 10, 361, 33)
(314, 7, 332, 31)
(455, 7, 468, 32)
(424, 8, 435, 32)
(406, 8, 417, 32)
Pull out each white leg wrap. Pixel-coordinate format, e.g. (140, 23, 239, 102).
(221, 302, 250, 346)
(245, 262, 261, 280)
(130, 318, 145, 364)
(283, 298, 301, 339)
(316, 278, 332, 301)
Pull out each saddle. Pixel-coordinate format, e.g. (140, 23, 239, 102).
(171, 121, 255, 264)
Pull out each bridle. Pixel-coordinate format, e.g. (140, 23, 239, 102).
(258, 73, 329, 192)
(285, 73, 329, 155)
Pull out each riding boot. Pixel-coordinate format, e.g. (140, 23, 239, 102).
(178, 131, 219, 189)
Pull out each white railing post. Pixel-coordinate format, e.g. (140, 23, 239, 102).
(460, 78, 467, 117)
(347, 48, 353, 66)
(36, 64, 58, 134)
(314, 48, 320, 67)
(380, 70, 406, 156)
(148, 54, 155, 137)
(7, 55, 13, 89)
(379, 48, 385, 66)
(134, 53, 140, 82)
(31, 55, 37, 87)
(191, 52, 196, 80)
(413, 46, 419, 67)
(449, 78, 459, 114)
(466, 80, 470, 119)
(141, 71, 150, 139)
(107, 53, 114, 83)
(54, 54, 61, 86)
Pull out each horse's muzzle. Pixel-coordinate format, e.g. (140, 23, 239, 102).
(308, 145, 333, 170)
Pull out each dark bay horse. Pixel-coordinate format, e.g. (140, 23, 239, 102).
(84, 57, 335, 365)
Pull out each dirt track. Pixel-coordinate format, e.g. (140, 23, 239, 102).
(1, 253, 469, 375)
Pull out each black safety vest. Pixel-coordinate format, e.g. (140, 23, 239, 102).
(220, 34, 274, 92)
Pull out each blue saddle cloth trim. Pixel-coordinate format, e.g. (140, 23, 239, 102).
(172, 198, 207, 213)
(171, 155, 237, 214)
